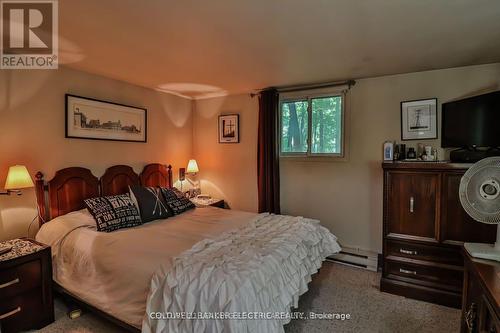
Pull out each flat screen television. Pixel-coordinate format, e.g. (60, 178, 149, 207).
(441, 91, 500, 148)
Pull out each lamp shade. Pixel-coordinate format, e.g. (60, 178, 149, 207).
(186, 159, 199, 174)
(4, 165, 34, 190)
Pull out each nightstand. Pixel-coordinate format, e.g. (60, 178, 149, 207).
(0, 238, 54, 333)
(191, 197, 226, 209)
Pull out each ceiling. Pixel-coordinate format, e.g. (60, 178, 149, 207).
(59, 0, 500, 99)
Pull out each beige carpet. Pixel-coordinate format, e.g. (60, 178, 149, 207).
(34, 262, 461, 333)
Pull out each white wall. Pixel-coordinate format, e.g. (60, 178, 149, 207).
(193, 63, 500, 253)
(0, 66, 193, 241)
(193, 94, 259, 212)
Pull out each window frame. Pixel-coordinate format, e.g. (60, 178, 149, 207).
(279, 91, 346, 158)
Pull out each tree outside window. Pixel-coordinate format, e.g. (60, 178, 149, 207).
(280, 95, 343, 157)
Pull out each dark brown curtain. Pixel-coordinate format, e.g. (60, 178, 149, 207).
(258, 88, 280, 214)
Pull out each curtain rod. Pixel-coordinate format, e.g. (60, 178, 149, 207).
(250, 79, 355, 97)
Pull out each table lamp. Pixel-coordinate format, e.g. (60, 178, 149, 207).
(1, 165, 34, 195)
(186, 159, 199, 175)
(179, 160, 200, 197)
(0, 165, 34, 255)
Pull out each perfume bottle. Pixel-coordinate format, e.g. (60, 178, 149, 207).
(400, 144, 406, 160)
(407, 147, 416, 159)
(394, 144, 400, 160)
(432, 148, 439, 161)
(417, 143, 424, 158)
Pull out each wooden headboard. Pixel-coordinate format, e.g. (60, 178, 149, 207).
(101, 165, 140, 196)
(35, 163, 172, 225)
(140, 163, 172, 188)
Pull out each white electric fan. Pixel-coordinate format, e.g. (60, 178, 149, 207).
(459, 157, 500, 262)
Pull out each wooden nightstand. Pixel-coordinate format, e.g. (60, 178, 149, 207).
(0, 238, 54, 333)
(190, 197, 226, 209)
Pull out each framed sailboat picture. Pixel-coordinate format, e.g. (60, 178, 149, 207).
(65, 94, 147, 143)
(401, 98, 437, 140)
(218, 114, 239, 143)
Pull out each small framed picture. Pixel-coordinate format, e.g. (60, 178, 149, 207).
(401, 98, 437, 140)
(218, 114, 239, 143)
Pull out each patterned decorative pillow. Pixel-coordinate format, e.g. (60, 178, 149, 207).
(129, 185, 172, 222)
(160, 187, 195, 215)
(84, 194, 142, 232)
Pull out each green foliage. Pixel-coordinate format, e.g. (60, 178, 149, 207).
(281, 96, 342, 154)
(281, 100, 308, 153)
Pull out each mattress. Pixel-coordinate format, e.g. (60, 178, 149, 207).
(36, 207, 256, 328)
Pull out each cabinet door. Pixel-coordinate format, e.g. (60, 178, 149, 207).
(387, 172, 439, 242)
(441, 172, 496, 245)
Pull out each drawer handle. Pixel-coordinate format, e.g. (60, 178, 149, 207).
(399, 268, 417, 275)
(399, 249, 417, 255)
(0, 278, 19, 289)
(0, 307, 21, 320)
(409, 196, 414, 213)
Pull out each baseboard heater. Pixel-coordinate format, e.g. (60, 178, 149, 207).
(327, 246, 378, 272)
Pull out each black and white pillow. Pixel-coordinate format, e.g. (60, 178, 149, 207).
(84, 194, 142, 232)
(160, 187, 195, 215)
(129, 185, 172, 222)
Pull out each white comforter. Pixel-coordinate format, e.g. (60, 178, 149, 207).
(143, 213, 340, 333)
(36, 207, 340, 332)
(36, 207, 258, 328)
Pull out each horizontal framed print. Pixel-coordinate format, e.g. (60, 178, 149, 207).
(66, 94, 147, 142)
(401, 98, 437, 141)
(218, 114, 239, 143)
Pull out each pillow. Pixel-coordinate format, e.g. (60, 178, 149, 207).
(129, 185, 172, 222)
(84, 194, 142, 232)
(160, 187, 195, 215)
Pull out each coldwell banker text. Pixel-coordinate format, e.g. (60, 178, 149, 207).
(1, 0, 58, 69)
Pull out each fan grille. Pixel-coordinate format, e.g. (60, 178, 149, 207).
(459, 157, 500, 225)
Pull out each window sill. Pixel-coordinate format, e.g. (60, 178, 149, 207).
(279, 155, 349, 163)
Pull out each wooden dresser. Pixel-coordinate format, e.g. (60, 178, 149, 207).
(461, 249, 499, 333)
(381, 162, 497, 308)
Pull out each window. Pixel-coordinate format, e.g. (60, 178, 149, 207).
(280, 94, 344, 157)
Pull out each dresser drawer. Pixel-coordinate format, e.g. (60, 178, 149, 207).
(386, 240, 463, 266)
(385, 259, 463, 291)
(0, 288, 45, 332)
(0, 260, 41, 298)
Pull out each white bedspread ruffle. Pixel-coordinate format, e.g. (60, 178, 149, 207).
(142, 213, 341, 333)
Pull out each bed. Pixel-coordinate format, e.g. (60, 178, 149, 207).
(34, 163, 341, 333)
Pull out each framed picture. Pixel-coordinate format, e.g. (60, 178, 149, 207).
(65, 94, 147, 142)
(218, 114, 239, 143)
(401, 98, 437, 140)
